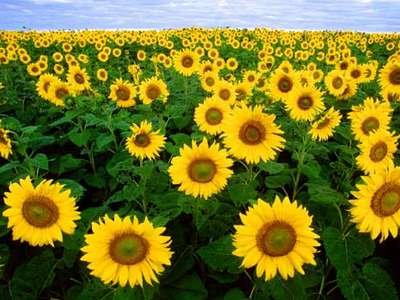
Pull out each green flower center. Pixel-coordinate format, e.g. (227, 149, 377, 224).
(257, 221, 297, 257)
(205, 108, 223, 125)
(369, 141, 388, 162)
(239, 121, 266, 145)
(361, 117, 380, 135)
(22, 196, 59, 228)
(371, 183, 400, 217)
(134, 133, 151, 147)
(297, 96, 313, 110)
(278, 76, 292, 93)
(188, 159, 216, 183)
(109, 233, 148, 265)
(389, 68, 400, 85)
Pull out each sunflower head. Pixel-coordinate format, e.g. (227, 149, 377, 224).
(286, 86, 325, 121)
(194, 97, 231, 135)
(139, 77, 169, 105)
(109, 78, 136, 108)
(233, 197, 320, 280)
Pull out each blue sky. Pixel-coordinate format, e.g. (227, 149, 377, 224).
(0, 0, 399, 31)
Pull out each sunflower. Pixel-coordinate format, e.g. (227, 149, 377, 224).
(222, 105, 285, 164)
(138, 77, 169, 104)
(309, 107, 342, 141)
(234, 81, 253, 102)
(200, 71, 218, 92)
(379, 61, 400, 95)
(47, 79, 71, 106)
(0, 127, 12, 159)
(67, 66, 91, 93)
(194, 97, 231, 135)
(126, 121, 165, 160)
(173, 49, 199, 76)
(109, 79, 136, 108)
(226, 57, 238, 71)
(286, 86, 325, 121)
(36, 73, 56, 101)
(97, 68, 108, 82)
(324, 69, 347, 97)
(348, 97, 392, 141)
(2, 176, 80, 246)
(356, 131, 398, 175)
(350, 166, 400, 242)
(168, 139, 233, 199)
(269, 70, 298, 102)
(213, 80, 236, 104)
(81, 214, 173, 287)
(27, 63, 41, 77)
(233, 197, 320, 280)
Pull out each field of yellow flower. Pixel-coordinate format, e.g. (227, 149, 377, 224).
(0, 28, 399, 299)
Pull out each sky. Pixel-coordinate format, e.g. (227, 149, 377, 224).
(0, 0, 399, 32)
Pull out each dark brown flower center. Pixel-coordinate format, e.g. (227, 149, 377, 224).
(361, 117, 380, 135)
(219, 89, 231, 101)
(205, 77, 215, 87)
(109, 233, 148, 265)
(297, 96, 313, 110)
(188, 159, 216, 183)
(55, 87, 69, 99)
(32, 66, 39, 73)
(371, 183, 400, 217)
(205, 107, 223, 125)
(182, 55, 194, 68)
(116, 86, 130, 101)
(332, 77, 343, 89)
(389, 68, 400, 85)
(247, 75, 255, 82)
(22, 196, 59, 228)
(278, 76, 292, 93)
(239, 121, 266, 145)
(316, 117, 330, 129)
(146, 84, 161, 100)
(369, 141, 388, 162)
(74, 73, 85, 84)
(257, 221, 297, 257)
(351, 69, 361, 79)
(340, 61, 349, 70)
(44, 81, 50, 92)
(134, 133, 150, 147)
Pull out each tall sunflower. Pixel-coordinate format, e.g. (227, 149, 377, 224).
(173, 49, 199, 76)
(168, 139, 233, 199)
(194, 97, 231, 135)
(356, 131, 398, 175)
(2, 177, 80, 246)
(309, 107, 342, 141)
(47, 79, 71, 107)
(213, 80, 236, 104)
(350, 166, 400, 242)
(138, 77, 169, 104)
(109, 79, 136, 108)
(81, 215, 173, 287)
(348, 97, 392, 141)
(126, 120, 165, 160)
(324, 69, 347, 97)
(269, 70, 298, 102)
(36, 73, 57, 101)
(222, 105, 285, 164)
(0, 127, 12, 159)
(379, 61, 400, 95)
(233, 197, 320, 280)
(67, 66, 91, 93)
(285, 86, 325, 122)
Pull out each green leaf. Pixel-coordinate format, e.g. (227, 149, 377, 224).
(69, 130, 91, 147)
(228, 183, 257, 206)
(161, 273, 208, 300)
(322, 227, 375, 270)
(58, 179, 86, 200)
(197, 235, 241, 273)
(267, 276, 307, 300)
(307, 183, 344, 205)
(258, 161, 286, 174)
(337, 269, 369, 300)
(265, 171, 292, 188)
(57, 154, 86, 174)
(223, 288, 247, 300)
(30, 153, 49, 170)
(361, 262, 398, 300)
(10, 250, 57, 300)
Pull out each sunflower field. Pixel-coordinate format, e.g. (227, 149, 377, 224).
(0, 28, 399, 300)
